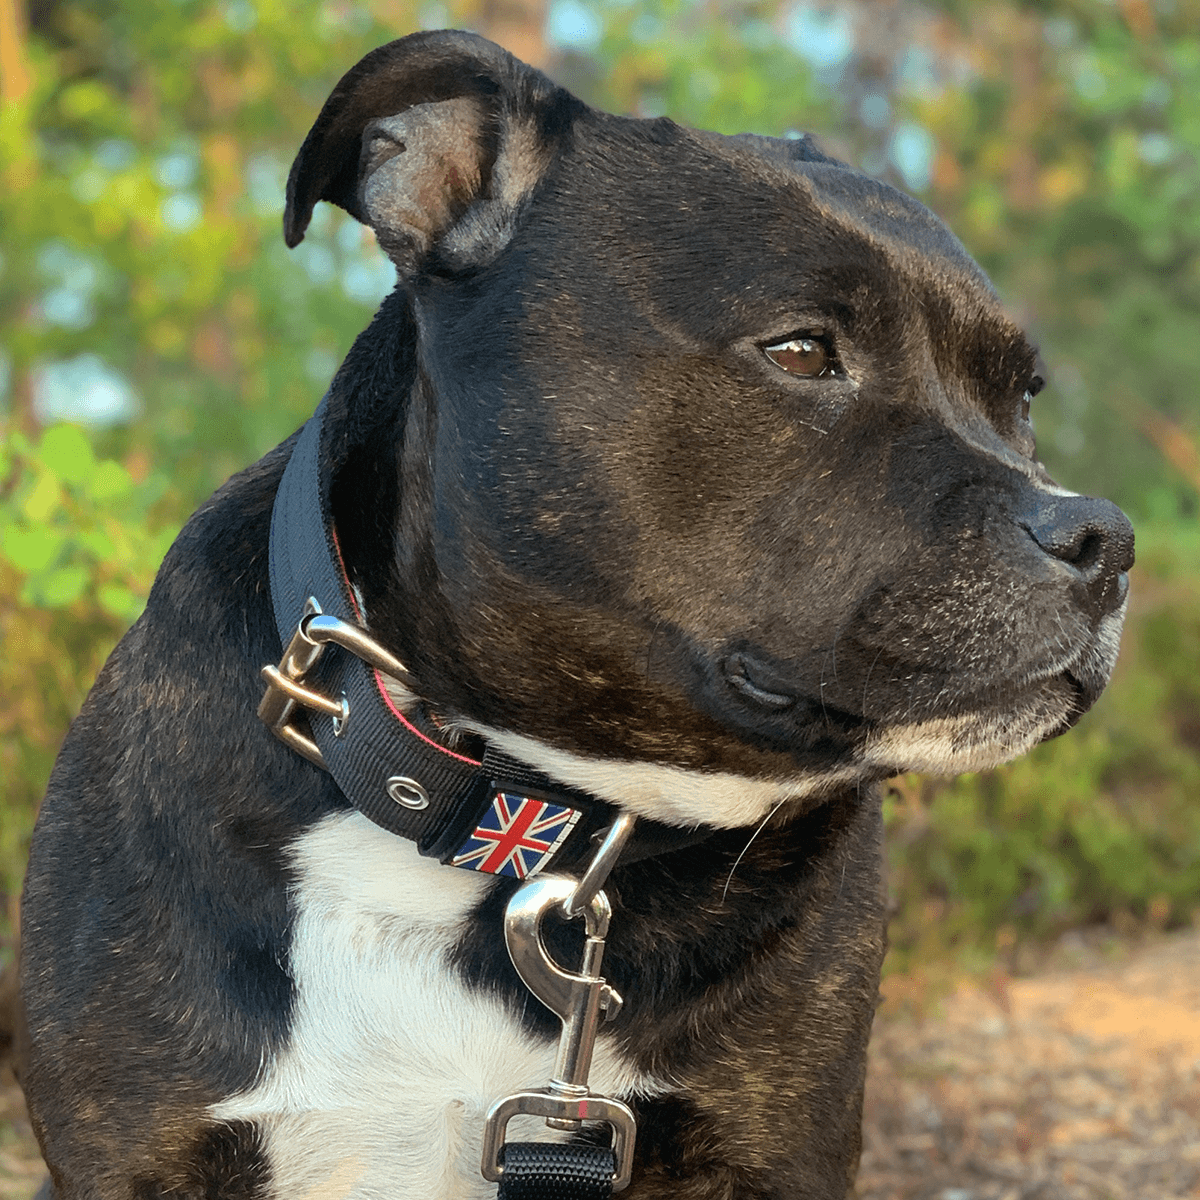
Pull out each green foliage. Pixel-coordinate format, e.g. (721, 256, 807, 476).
(564, 0, 834, 134)
(909, 2, 1200, 517)
(0, 0, 408, 500)
(1, 424, 172, 616)
(0, 425, 179, 905)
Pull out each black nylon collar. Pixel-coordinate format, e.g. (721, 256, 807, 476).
(265, 397, 710, 878)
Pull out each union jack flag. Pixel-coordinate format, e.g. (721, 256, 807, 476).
(450, 792, 582, 878)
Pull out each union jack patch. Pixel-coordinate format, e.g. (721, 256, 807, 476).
(450, 792, 582, 878)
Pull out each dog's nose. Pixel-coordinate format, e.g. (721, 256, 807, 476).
(1022, 494, 1134, 616)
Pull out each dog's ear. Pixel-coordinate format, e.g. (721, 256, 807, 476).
(284, 30, 580, 273)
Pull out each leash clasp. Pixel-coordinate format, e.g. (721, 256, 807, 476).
(481, 870, 636, 1192)
(508, 875, 624, 1101)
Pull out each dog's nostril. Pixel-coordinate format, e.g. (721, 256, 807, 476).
(1065, 530, 1104, 572)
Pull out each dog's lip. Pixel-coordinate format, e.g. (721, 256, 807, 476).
(720, 650, 806, 711)
(713, 648, 865, 756)
(1043, 668, 1090, 738)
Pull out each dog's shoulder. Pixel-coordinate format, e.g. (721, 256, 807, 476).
(18, 436, 347, 1182)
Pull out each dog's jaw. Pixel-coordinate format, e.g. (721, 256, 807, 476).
(377, 583, 1128, 830)
(861, 594, 1127, 777)
(373, 673, 853, 827)
(462, 717, 866, 827)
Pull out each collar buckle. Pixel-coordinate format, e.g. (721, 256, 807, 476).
(258, 595, 414, 768)
(258, 597, 335, 767)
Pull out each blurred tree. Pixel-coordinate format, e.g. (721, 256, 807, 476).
(0, 0, 550, 933)
(911, 0, 1200, 518)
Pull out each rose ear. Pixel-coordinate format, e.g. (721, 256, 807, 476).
(283, 30, 579, 275)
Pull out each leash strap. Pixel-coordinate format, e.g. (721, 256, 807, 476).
(497, 1144, 616, 1199)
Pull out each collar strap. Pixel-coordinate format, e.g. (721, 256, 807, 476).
(261, 397, 709, 878)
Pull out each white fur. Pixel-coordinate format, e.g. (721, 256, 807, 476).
(1032, 478, 1082, 498)
(209, 812, 666, 1200)
(862, 707, 1059, 775)
(374, 674, 857, 828)
(462, 720, 860, 827)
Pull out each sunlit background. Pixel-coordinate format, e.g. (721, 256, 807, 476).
(2, 0, 1198, 977)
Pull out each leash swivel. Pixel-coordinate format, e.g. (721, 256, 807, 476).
(482, 822, 638, 1194)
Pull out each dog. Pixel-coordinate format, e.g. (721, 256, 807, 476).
(17, 29, 1133, 1200)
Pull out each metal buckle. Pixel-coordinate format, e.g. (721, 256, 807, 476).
(258, 596, 414, 768)
(481, 851, 637, 1192)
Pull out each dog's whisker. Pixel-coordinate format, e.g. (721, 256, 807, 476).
(720, 797, 790, 904)
(862, 647, 884, 715)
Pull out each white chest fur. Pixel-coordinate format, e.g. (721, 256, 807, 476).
(209, 811, 661, 1200)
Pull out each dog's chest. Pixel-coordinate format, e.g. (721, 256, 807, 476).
(209, 812, 657, 1200)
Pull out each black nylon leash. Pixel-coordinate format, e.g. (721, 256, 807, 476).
(497, 1144, 617, 1200)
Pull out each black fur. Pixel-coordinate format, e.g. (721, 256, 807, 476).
(19, 30, 1132, 1199)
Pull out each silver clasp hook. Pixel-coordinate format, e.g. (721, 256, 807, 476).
(480, 821, 638, 1192)
(505, 875, 623, 1110)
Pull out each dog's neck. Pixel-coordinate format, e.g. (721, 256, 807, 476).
(267, 389, 729, 885)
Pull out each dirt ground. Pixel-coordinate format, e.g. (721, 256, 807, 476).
(0, 930, 1196, 1199)
(859, 929, 1200, 1200)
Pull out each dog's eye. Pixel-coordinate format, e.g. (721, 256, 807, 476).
(764, 337, 835, 378)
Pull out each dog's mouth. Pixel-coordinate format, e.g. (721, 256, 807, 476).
(1046, 638, 1118, 738)
(715, 648, 865, 752)
(714, 600, 1124, 769)
(1049, 669, 1090, 738)
(721, 650, 801, 711)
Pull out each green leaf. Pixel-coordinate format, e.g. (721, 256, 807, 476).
(98, 582, 140, 620)
(21, 473, 63, 524)
(2, 525, 64, 572)
(77, 529, 116, 559)
(39, 425, 96, 486)
(37, 565, 89, 607)
(89, 459, 134, 501)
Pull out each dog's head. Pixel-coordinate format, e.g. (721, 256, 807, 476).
(285, 31, 1133, 828)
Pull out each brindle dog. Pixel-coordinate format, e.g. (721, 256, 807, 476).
(18, 30, 1133, 1200)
